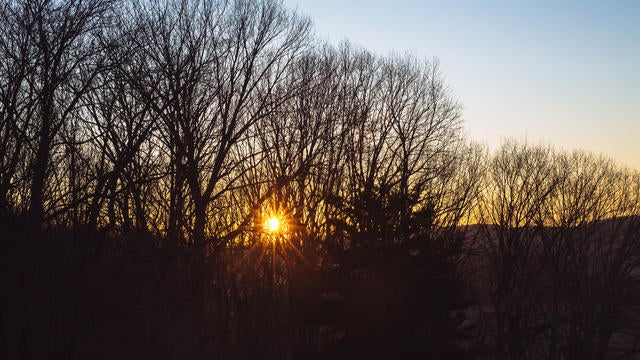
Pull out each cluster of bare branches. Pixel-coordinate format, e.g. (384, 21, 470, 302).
(474, 141, 640, 360)
(0, 0, 474, 358)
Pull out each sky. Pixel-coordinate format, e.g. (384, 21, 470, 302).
(282, 0, 640, 169)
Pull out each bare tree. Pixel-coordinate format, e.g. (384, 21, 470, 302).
(477, 140, 558, 360)
(476, 143, 640, 360)
(23, 0, 111, 221)
(541, 152, 640, 360)
(0, 0, 36, 219)
(116, 0, 312, 248)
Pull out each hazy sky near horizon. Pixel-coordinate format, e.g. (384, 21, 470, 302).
(282, 0, 640, 169)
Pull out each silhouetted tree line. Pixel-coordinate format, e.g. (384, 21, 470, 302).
(1, 0, 639, 359)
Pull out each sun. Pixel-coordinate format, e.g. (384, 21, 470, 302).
(264, 216, 281, 233)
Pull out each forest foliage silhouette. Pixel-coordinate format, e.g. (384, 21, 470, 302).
(1, 0, 640, 359)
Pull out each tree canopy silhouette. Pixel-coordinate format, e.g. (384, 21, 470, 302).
(1, 1, 640, 359)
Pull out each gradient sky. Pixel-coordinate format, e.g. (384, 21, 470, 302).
(282, 0, 640, 169)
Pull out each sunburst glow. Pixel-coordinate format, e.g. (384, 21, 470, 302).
(264, 216, 281, 233)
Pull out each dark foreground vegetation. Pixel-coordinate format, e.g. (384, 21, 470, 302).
(1, 0, 640, 358)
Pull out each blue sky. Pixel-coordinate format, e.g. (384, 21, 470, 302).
(282, 0, 640, 168)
